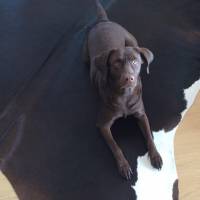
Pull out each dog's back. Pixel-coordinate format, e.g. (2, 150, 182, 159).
(88, 22, 127, 58)
(87, 0, 134, 59)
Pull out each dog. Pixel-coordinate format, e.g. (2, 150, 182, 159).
(83, 0, 163, 180)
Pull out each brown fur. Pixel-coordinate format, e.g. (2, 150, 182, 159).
(83, 0, 162, 179)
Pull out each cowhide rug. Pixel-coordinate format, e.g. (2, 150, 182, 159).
(0, 0, 199, 199)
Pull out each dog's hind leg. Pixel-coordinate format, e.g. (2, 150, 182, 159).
(124, 30, 138, 47)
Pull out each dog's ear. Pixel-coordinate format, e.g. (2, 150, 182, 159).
(135, 47, 154, 74)
(94, 49, 117, 71)
(94, 49, 117, 85)
(94, 51, 109, 72)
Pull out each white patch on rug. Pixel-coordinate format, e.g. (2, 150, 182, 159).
(132, 79, 200, 200)
(181, 79, 200, 118)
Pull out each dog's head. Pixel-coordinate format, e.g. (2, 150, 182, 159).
(94, 46, 154, 91)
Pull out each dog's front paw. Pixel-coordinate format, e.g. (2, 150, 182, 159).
(149, 149, 163, 170)
(117, 158, 133, 180)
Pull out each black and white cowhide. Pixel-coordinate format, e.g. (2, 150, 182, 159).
(0, 0, 199, 200)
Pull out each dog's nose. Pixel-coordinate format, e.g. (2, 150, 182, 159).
(125, 75, 135, 83)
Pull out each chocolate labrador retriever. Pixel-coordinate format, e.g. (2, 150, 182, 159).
(83, 0, 163, 180)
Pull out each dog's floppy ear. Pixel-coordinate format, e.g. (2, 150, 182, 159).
(135, 47, 154, 74)
(94, 49, 117, 85)
(94, 51, 110, 72)
(94, 49, 117, 70)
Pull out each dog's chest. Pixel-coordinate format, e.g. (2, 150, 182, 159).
(118, 99, 131, 117)
(116, 89, 141, 117)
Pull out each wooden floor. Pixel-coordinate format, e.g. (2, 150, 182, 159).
(175, 93, 200, 200)
(0, 94, 199, 200)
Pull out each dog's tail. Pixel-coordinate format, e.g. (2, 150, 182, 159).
(95, 0, 109, 22)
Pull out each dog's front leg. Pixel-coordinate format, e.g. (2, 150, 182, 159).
(99, 125, 133, 180)
(97, 114, 132, 179)
(136, 113, 163, 169)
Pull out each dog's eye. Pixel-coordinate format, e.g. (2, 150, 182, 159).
(131, 59, 138, 65)
(113, 59, 122, 68)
